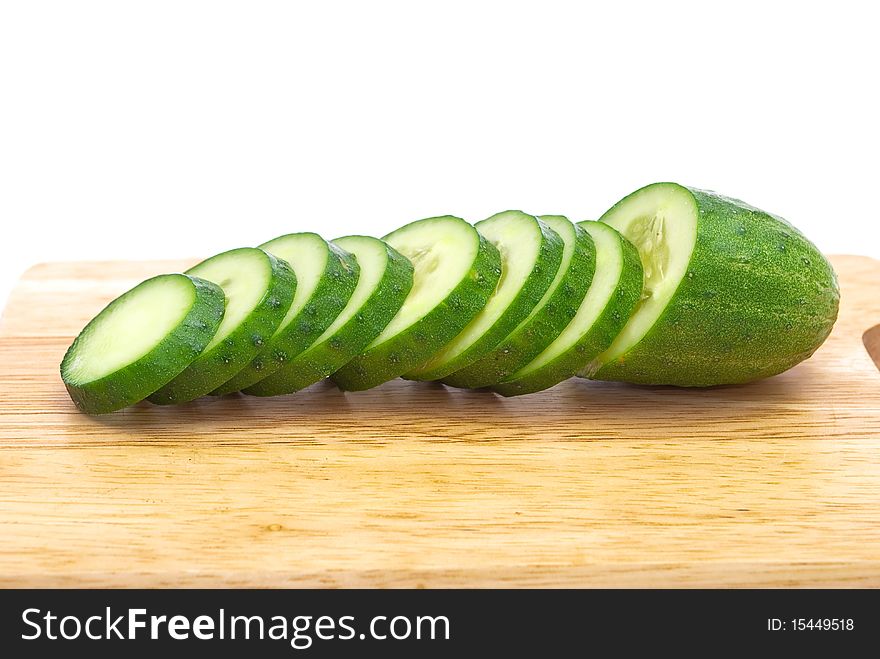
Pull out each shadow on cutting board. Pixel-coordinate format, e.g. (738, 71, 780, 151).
(82, 359, 833, 444)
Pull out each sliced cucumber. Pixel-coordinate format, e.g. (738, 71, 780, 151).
(147, 248, 296, 404)
(60, 274, 225, 414)
(211, 233, 359, 394)
(494, 222, 643, 396)
(331, 215, 501, 391)
(243, 236, 413, 396)
(405, 211, 564, 381)
(581, 183, 840, 386)
(441, 215, 595, 389)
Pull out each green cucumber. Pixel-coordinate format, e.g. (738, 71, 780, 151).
(441, 215, 596, 389)
(243, 236, 413, 396)
(60, 273, 225, 414)
(212, 233, 359, 394)
(580, 182, 840, 386)
(405, 211, 564, 381)
(331, 215, 501, 391)
(494, 221, 643, 396)
(147, 248, 296, 404)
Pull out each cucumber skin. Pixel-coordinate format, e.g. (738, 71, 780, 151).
(406, 217, 565, 382)
(211, 243, 360, 395)
(331, 232, 502, 391)
(147, 250, 297, 404)
(61, 275, 226, 415)
(441, 221, 596, 389)
(493, 225, 643, 397)
(243, 239, 414, 396)
(584, 185, 840, 386)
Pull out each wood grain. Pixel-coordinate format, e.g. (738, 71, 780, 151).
(1, 256, 879, 588)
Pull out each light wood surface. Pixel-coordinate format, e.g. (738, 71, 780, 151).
(1, 255, 879, 588)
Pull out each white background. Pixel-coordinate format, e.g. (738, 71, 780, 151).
(1, 1, 878, 313)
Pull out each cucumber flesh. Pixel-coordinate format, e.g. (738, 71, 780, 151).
(243, 236, 413, 396)
(584, 183, 697, 375)
(406, 211, 564, 381)
(331, 216, 501, 391)
(211, 233, 359, 394)
(494, 222, 643, 396)
(582, 182, 840, 385)
(441, 215, 595, 389)
(148, 247, 296, 404)
(60, 273, 225, 414)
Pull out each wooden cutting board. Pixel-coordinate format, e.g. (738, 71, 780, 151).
(1, 255, 878, 588)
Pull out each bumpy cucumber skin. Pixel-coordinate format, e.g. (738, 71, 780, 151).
(243, 238, 414, 396)
(212, 242, 360, 395)
(331, 230, 502, 391)
(61, 274, 226, 415)
(584, 185, 840, 386)
(441, 219, 596, 389)
(406, 216, 565, 381)
(147, 249, 296, 404)
(494, 224, 643, 397)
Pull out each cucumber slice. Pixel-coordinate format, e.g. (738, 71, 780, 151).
(147, 248, 296, 404)
(61, 274, 225, 414)
(581, 182, 840, 386)
(243, 236, 413, 396)
(331, 215, 501, 391)
(211, 233, 359, 394)
(494, 222, 643, 396)
(441, 215, 596, 389)
(405, 211, 564, 381)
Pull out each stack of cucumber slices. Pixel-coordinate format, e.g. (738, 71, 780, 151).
(60, 183, 840, 414)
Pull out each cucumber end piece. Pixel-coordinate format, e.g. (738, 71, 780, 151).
(585, 182, 839, 385)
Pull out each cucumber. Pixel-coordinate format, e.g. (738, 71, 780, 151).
(60, 274, 225, 414)
(211, 233, 359, 394)
(580, 183, 840, 386)
(147, 248, 296, 404)
(243, 236, 413, 396)
(331, 215, 501, 391)
(441, 215, 596, 389)
(494, 221, 643, 396)
(405, 211, 564, 381)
